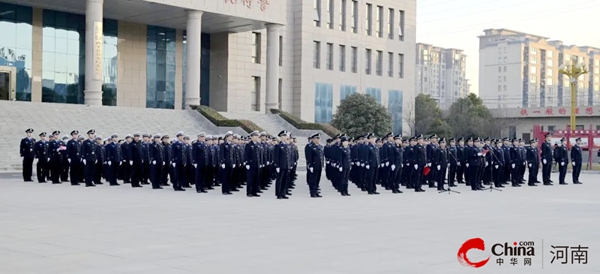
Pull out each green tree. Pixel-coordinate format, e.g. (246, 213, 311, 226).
(413, 94, 451, 136)
(332, 93, 392, 137)
(447, 93, 500, 137)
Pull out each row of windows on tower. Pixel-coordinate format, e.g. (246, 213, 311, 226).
(312, 41, 404, 78)
(313, 0, 405, 41)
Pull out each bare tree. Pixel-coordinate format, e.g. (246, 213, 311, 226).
(403, 98, 416, 135)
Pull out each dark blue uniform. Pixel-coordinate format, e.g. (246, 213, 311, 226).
(456, 145, 465, 183)
(492, 146, 505, 187)
(526, 146, 539, 185)
(193, 141, 209, 192)
(468, 146, 484, 190)
(554, 144, 568, 184)
(402, 145, 413, 188)
(105, 142, 121, 185)
(337, 145, 351, 195)
(244, 141, 261, 196)
(34, 139, 49, 183)
(501, 144, 511, 183)
(120, 142, 131, 183)
(130, 139, 144, 187)
(412, 143, 426, 192)
(541, 141, 553, 184)
(364, 143, 380, 194)
(94, 142, 104, 185)
(219, 140, 234, 194)
(171, 140, 187, 191)
(448, 145, 458, 186)
(149, 141, 164, 188)
(509, 144, 522, 186)
(48, 139, 62, 184)
(305, 142, 324, 197)
(20, 137, 35, 181)
(67, 139, 82, 185)
(433, 146, 448, 190)
(570, 144, 582, 183)
(274, 141, 293, 199)
(390, 142, 403, 192)
(80, 138, 97, 186)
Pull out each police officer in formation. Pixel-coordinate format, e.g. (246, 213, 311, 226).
(18, 128, 585, 196)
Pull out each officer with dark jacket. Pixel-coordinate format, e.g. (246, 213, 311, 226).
(171, 132, 187, 191)
(447, 138, 458, 187)
(105, 134, 121, 186)
(34, 132, 49, 183)
(67, 130, 82, 186)
(390, 135, 403, 193)
(468, 138, 484, 191)
(219, 132, 235, 195)
(554, 137, 569, 185)
(80, 129, 97, 187)
(274, 130, 293, 199)
(500, 138, 511, 184)
(148, 134, 163, 189)
(161, 135, 172, 187)
(492, 139, 505, 188)
(433, 138, 448, 191)
(362, 133, 380, 195)
(94, 136, 105, 185)
(412, 135, 426, 192)
(126, 133, 143, 188)
(463, 138, 474, 186)
(526, 139, 540, 186)
(141, 134, 151, 185)
(244, 131, 262, 197)
(192, 133, 208, 193)
(48, 131, 62, 184)
(335, 135, 352, 196)
(456, 138, 465, 184)
(571, 137, 583, 184)
(426, 134, 438, 188)
(541, 133, 553, 185)
(402, 139, 413, 188)
(20, 128, 36, 182)
(305, 133, 324, 197)
(509, 138, 522, 187)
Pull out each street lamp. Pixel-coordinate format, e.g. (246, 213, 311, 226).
(558, 56, 588, 131)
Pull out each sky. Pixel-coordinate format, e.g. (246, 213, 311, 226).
(416, 0, 600, 95)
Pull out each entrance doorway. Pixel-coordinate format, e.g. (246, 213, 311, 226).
(0, 66, 16, 101)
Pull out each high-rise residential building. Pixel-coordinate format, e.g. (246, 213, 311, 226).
(415, 43, 468, 109)
(0, 0, 415, 134)
(478, 28, 600, 109)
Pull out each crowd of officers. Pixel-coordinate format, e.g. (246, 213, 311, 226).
(20, 128, 584, 198)
(19, 128, 301, 199)
(320, 132, 584, 194)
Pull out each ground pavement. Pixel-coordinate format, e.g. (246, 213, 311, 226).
(0, 171, 599, 274)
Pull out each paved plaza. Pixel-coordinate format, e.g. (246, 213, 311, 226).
(1, 171, 599, 274)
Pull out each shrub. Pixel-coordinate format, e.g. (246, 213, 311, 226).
(270, 109, 342, 137)
(192, 105, 264, 133)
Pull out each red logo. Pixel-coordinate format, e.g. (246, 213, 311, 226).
(457, 238, 490, 268)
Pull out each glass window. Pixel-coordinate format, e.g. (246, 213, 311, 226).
(388, 52, 393, 77)
(531, 56, 536, 64)
(547, 59, 553, 67)
(365, 3, 372, 36)
(498, 57, 502, 63)
(147, 25, 176, 109)
(327, 0, 333, 29)
(102, 19, 118, 106)
(398, 10, 405, 41)
(313, 41, 321, 69)
(350, 0, 358, 33)
(547, 50, 553, 58)
(398, 53, 404, 78)
(339, 45, 346, 72)
(314, 82, 333, 123)
(504, 66, 507, 72)
(313, 0, 321, 27)
(252, 32, 261, 63)
(388, 90, 403, 134)
(376, 50, 382, 76)
(251, 76, 260, 111)
(366, 87, 381, 104)
(498, 47, 502, 54)
(326, 43, 333, 70)
(1, 3, 33, 101)
(42, 9, 85, 104)
(546, 78, 553, 85)
(351, 46, 357, 73)
(498, 76, 502, 82)
(375, 5, 382, 38)
(498, 67, 501, 72)
(339, 0, 346, 31)
(498, 85, 501, 92)
(365, 49, 372, 75)
(388, 8, 394, 39)
(531, 47, 537, 54)
(547, 69, 553, 76)
(503, 57, 507, 63)
(340, 85, 356, 101)
(530, 66, 537, 74)
(278, 35, 283, 66)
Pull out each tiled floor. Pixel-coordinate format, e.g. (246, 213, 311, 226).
(1, 171, 598, 274)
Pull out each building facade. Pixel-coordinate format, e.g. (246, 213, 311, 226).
(479, 28, 600, 109)
(0, 0, 415, 134)
(415, 43, 468, 110)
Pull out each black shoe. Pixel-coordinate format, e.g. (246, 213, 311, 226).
(71, 183, 80, 186)
(528, 183, 537, 186)
(132, 184, 143, 188)
(438, 188, 446, 191)
(574, 181, 582, 184)
(512, 184, 521, 187)
(247, 194, 254, 197)
(95, 182, 104, 185)
(38, 181, 47, 183)
(345, 192, 351, 196)
(85, 184, 96, 187)
(110, 183, 120, 186)
(153, 186, 163, 189)
(207, 187, 214, 190)
(141, 182, 150, 185)
(559, 182, 568, 185)
(252, 194, 260, 197)
(182, 185, 191, 188)
(52, 182, 61, 184)
(222, 192, 232, 195)
(416, 189, 425, 192)
(175, 188, 186, 191)
(497, 185, 505, 188)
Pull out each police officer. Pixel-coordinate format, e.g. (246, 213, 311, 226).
(390, 135, 403, 193)
(336, 135, 352, 196)
(554, 137, 568, 185)
(94, 136, 105, 185)
(447, 138, 458, 187)
(469, 138, 484, 191)
(192, 133, 208, 193)
(412, 135, 426, 192)
(571, 137, 583, 184)
(541, 133, 553, 185)
(48, 131, 62, 184)
(380, 133, 392, 190)
(426, 134, 438, 188)
(482, 137, 492, 185)
(519, 139, 527, 184)
(120, 135, 133, 184)
(67, 130, 82, 186)
(492, 139, 505, 188)
(80, 129, 97, 187)
(456, 138, 465, 184)
(20, 128, 36, 182)
(34, 132, 49, 183)
(274, 130, 292, 199)
(433, 138, 448, 191)
(148, 134, 163, 189)
(104, 134, 121, 186)
(402, 138, 414, 188)
(509, 138, 522, 187)
(60, 135, 70, 182)
(160, 135, 172, 187)
(305, 133, 324, 197)
(171, 132, 187, 191)
(500, 138, 511, 185)
(244, 131, 261, 197)
(129, 133, 144, 188)
(219, 132, 234, 195)
(526, 139, 540, 186)
(141, 134, 151, 185)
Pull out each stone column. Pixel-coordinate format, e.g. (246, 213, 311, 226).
(84, 0, 104, 105)
(264, 23, 283, 113)
(185, 10, 203, 107)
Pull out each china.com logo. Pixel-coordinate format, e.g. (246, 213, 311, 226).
(457, 238, 536, 268)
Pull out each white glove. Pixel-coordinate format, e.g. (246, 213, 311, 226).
(477, 152, 482, 156)
(233, 164, 237, 168)
(543, 159, 547, 164)
(391, 165, 395, 171)
(437, 165, 441, 171)
(221, 164, 225, 169)
(414, 164, 418, 170)
(338, 167, 342, 172)
(246, 165, 250, 170)
(572, 162, 576, 166)
(427, 163, 432, 167)
(457, 162, 461, 166)
(366, 165, 370, 170)
(172, 162, 176, 167)
(355, 162, 359, 166)
(485, 162, 488, 167)
(276, 168, 280, 173)
(385, 162, 389, 167)
(326, 161, 330, 164)
(561, 162, 565, 166)
(267, 161, 270, 165)
(380, 164, 384, 167)
(528, 163, 532, 167)
(108, 161, 111, 166)
(47, 158, 50, 162)
(68, 159, 71, 163)
(83, 159, 86, 165)
(466, 163, 469, 168)
(122, 160, 126, 163)
(309, 167, 313, 173)
(129, 161, 133, 166)
(511, 163, 515, 168)
(495, 165, 499, 169)
(194, 164, 197, 168)
(360, 163, 365, 167)
(152, 160, 156, 165)
(163, 162, 166, 166)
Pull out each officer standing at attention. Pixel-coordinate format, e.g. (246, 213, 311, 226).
(468, 138, 484, 191)
(412, 135, 426, 192)
(492, 139, 505, 188)
(305, 133, 324, 198)
(171, 132, 187, 191)
(463, 137, 474, 186)
(183, 136, 194, 188)
(161, 135, 172, 187)
(447, 138, 458, 187)
(20, 128, 36, 182)
(34, 132, 49, 183)
(541, 133, 553, 185)
(244, 131, 261, 197)
(402, 138, 414, 188)
(390, 135, 403, 193)
(94, 136, 104, 185)
(48, 131, 62, 184)
(219, 131, 235, 195)
(526, 139, 540, 186)
(80, 129, 97, 187)
(148, 134, 164, 189)
(60, 135, 69, 182)
(433, 138, 448, 191)
(104, 134, 121, 186)
(67, 130, 82, 186)
(337, 135, 352, 196)
(570, 137, 583, 184)
(363, 133, 380, 195)
(274, 130, 292, 199)
(509, 138, 522, 187)
(426, 134, 438, 188)
(192, 133, 208, 193)
(519, 139, 527, 184)
(129, 133, 144, 188)
(482, 137, 492, 185)
(120, 135, 133, 184)
(554, 137, 569, 185)
(456, 138, 465, 184)
(141, 134, 151, 185)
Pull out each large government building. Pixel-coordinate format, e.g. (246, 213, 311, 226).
(0, 0, 415, 132)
